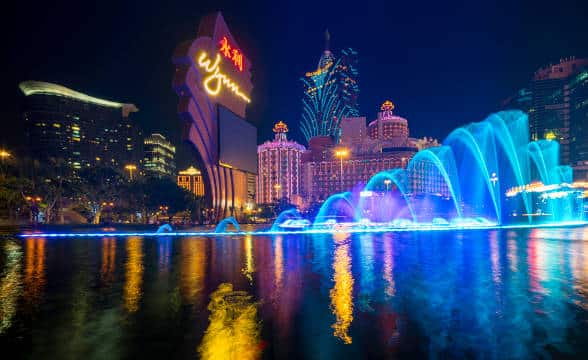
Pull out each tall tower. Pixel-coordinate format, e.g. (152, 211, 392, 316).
(300, 32, 359, 143)
(257, 121, 306, 204)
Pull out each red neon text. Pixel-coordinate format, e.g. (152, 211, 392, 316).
(219, 36, 244, 72)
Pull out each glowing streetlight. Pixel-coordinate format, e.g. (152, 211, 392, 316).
(274, 183, 282, 200)
(384, 179, 392, 191)
(125, 164, 137, 180)
(334, 148, 349, 192)
(490, 172, 498, 187)
(0, 150, 10, 159)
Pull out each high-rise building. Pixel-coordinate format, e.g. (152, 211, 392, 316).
(300, 31, 359, 143)
(20, 81, 141, 170)
(569, 66, 588, 179)
(257, 121, 306, 204)
(501, 88, 533, 114)
(530, 57, 588, 165)
(177, 166, 205, 196)
(143, 133, 176, 177)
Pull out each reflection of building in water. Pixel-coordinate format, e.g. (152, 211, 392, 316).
(198, 283, 261, 360)
(24, 237, 46, 306)
(242, 235, 255, 283)
(101, 238, 116, 284)
(180, 238, 206, 304)
(124, 237, 143, 313)
(330, 233, 354, 344)
(157, 237, 172, 274)
(274, 236, 284, 298)
(383, 236, 395, 297)
(0, 241, 22, 333)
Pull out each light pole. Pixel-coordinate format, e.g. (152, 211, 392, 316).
(0, 149, 11, 178)
(125, 164, 137, 180)
(334, 148, 349, 192)
(490, 172, 498, 187)
(384, 179, 391, 192)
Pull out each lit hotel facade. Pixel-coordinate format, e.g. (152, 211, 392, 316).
(257, 121, 306, 204)
(20, 81, 141, 170)
(301, 101, 443, 201)
(143, 133, 176, 177)
(177, 166, 205, 196)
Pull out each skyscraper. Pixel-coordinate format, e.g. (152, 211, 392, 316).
(530, 57, 588, 165)
(20, 81, 141, 170)
(569, 66, 588, 179)
(257, 121, 306, 204)
(143, 133, 176, 177)
(300, 31, 359, 143)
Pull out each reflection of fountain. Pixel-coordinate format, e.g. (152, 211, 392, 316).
(215, 217, 241, 233)
(198, 283, 262, 359)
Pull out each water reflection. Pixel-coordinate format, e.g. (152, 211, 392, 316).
(179, 238, 206, 305)
(242, 235, 255, 283)
(24, 237, 46, 306)
(0, 240, 22, 333)
(330, 232, 354, 344)
(382, 235, 395, 297)
(2, 228, 588, 358)
(124, 236, 143, 313)
(101, 237, 116, 284)
(198, 283, 262, 359)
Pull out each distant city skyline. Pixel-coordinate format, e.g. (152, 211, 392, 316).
(3, 0, 587, 169)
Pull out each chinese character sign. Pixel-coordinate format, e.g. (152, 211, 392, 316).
(219, 36, 244, 72)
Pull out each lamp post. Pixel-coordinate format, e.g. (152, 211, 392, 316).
(125, 164, 137, 181)
(384, 179, 391, 192)
(274, 183, 282, 201)
(334, 148, 349, 192)
(0, 149, 11, 178)
(490, 172, 498, 187)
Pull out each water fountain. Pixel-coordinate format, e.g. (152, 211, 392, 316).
(214, 217, 241, 233)
(20, 111, 587, 239)
(304, 110, 585, 230)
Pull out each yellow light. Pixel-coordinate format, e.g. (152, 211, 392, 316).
(197, 52, 251, 103)
(330, 233, 354, 344)
(197, 283, 261, 359)
(545, 131, 557, 141)
(124, 237, 143, 313)
(0, 150, 11, 159)
(125, 164, 137, 170)
(334, 148, 349, 158)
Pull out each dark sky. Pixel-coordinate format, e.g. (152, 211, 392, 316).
(4, 0, 587, 168)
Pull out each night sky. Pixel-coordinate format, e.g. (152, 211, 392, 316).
(4, 0, 587, 168)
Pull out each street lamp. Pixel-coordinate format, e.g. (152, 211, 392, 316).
(384, 179, 391, 191)
(334, 148, 349, 192)
(490, 172, 498, 187)
(125, 164, 137, 180)
(274, 183, 282, 201)
(0, 149, 11, 178)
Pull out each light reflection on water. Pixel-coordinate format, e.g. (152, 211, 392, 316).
(0, 228, 588, 358)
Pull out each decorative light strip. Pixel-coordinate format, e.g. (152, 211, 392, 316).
(19, 81, 137, 110)
(18, 220, 588, 238)
(197, 53, 251, 103)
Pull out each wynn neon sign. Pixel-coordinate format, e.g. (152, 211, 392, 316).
(197, 52, 251, 103)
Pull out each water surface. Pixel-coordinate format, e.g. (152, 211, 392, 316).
(1, 227, 588, 358)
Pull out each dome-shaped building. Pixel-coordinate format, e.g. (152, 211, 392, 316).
(367, 100, 410, 148)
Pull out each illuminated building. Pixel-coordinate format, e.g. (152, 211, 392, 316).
(302, 101, 427, 201)
(530, 57, 588, 166)
(177, 166, 205, 196)
(20, 81, 141, 170)
(173, 12, 257, 220)
(143, 133, 176, 177)
(569, 67, 588, 179)
(300, 30, 359, 142)
(257, 121, 306, 204)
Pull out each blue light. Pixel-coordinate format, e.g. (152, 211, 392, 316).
(18, 220, 588, 238)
